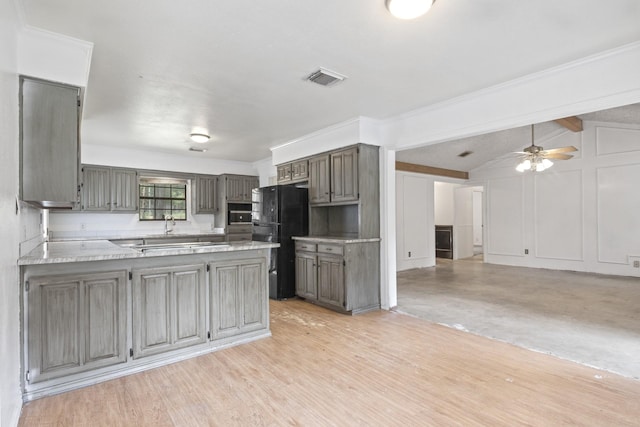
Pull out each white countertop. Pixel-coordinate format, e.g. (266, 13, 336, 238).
(52, 231, 226, 242)
(19, 240, 279, 266)
(292, 236, 381, 244)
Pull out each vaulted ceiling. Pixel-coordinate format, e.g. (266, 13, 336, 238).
(20, 0, 640, 162)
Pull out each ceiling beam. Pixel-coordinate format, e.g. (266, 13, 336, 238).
(554, 116, 583, 132)
(396, 161, 469, 180)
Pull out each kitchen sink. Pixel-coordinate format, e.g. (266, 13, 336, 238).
(111, 240, 230, 252)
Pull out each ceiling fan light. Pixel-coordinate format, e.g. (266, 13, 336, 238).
(190, 133, 210, 143)
(541, 158, 553, 169)
(516, 159, 531, 172)
(386, 0, 434, 19)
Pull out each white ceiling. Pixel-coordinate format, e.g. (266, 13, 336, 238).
(21, 0, 640, 162)
(396, 103, 640, 171)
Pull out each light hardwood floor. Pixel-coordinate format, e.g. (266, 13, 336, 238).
(19, 299, 640, 426)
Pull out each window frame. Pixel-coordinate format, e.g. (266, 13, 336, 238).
(138, 182, 188, 221)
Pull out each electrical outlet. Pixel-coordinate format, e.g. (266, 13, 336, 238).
(524, 249, 529, 255)
(80, 223, 87, 230)
(634, 260, 640, 268)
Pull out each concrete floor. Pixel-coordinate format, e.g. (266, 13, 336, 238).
(397, 256, 640, 379)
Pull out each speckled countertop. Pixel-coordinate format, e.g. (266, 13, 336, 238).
(292, 236, 381, 244)
(19, 240, 279, 266)
(52, 232, 226, 242)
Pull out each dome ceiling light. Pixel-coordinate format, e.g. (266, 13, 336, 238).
(385, 0, 435, 20)
(190, 133, 210, 143)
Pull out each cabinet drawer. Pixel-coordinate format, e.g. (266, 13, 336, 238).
(317, 244, 343, 256)
(295, 242, 317, 252)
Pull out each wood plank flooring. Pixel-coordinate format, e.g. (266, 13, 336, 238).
(19, 299, 640, 426)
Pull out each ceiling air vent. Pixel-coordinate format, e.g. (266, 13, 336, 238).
(305, 68, 347, 87)
(458, 150, 473, 158)
(189, 147, 207, 153)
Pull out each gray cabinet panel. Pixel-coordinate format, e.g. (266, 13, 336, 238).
(27, 271, 127, 384)
(317, 255, 344, 308)
(111, 168, 138, 211)
(20, 77, 80, 207)
(277, 164, 292, 183)
(82, 166, 110, 211)
(295, 252, 317, 299)
(194, 175, 218, 213)
(133, 264, 206, 359)
(330, 147, 358, 203)
(309, 155, 330, 205)
(210, 258, 267, 339)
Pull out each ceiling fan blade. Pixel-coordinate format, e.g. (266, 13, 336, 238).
(544, 153, 573, 160)
(543, 146, 578, 154)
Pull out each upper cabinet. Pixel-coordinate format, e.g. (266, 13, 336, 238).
(276, 159, 309, 184)
(223, 175, 258, 203)
(81, 165, 138, 212)
(193, 175, 219, 214)
(20, 77, 81, 209)
(308, 146, 359, 206)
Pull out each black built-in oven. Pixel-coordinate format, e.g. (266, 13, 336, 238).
(227, 203, 252, 225)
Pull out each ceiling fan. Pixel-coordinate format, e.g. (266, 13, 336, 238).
(515, 124, 578, 172)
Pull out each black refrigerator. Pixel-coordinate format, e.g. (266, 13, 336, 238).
(251, 185, 309, 300)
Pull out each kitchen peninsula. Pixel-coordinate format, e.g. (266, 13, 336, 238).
(19, 238, 278, 401)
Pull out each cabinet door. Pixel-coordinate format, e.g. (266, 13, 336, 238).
(291, 160, 309, 182)
(27, 271, 127, 384)
(242, 177, 259, 202)
(132, 264, 206, 359)
(295, 253, 317, 300)
(111, 168, 138, 211)
(210, 258, 267, 339)
(331, 147, 359, 203)
(195, 176, 218, 213)
(82, 166, 111, 211)
(317, 255, 345, 308)
(225, 176, 244, 202)
(277, 164, 292, 184)
(20, 77, 80, 206)
(309, 155, 330, 205)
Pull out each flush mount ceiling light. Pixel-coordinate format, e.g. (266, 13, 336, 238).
(190, 133, 210, 143)
(386, 0, 435, 20)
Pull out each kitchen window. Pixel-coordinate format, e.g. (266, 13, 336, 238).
(139, 183, 187, 221)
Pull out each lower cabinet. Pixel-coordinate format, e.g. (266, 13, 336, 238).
(294, 239, 380, 314)
(210, 258, 267, 339)
(26, 270, 127, 383)
(132, 264, 207, 359)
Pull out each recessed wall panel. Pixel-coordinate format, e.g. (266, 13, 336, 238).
(487, 177, 523, 256)
(597, 164, 640, 264)
(534, 170, 583, 260)
(596, 127, 640, 156)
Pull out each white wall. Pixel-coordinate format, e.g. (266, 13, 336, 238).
(1, 1, 25, 425)
(453, 186, 475, 260)
(395, 172, 435, 271)
(434, 181, 456, 224)
(473, 120, 640, 277)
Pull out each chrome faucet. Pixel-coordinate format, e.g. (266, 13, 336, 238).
(164, 214, 175, 234)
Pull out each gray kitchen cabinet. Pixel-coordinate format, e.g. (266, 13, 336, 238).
(309, 155, 331, 204)
(277, 164, 292, 183)
(330, 147, 358, 203)
(194, 175, 219, 213)
(317, 253, 345, 308)
(276, 159, 309, 184)
(81, 165, 138, 212)
(20, 77, 81, 209)
(209, 258, 267, 339)
(132, 264, 207, 359)
(81, 166, 110, 211)
(26, 270, 127, 383)
(295, 251, 317, 300)
(223, 175, 258, 203)
(294, 239, 380, 314)
(111, 168, 138, 211)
